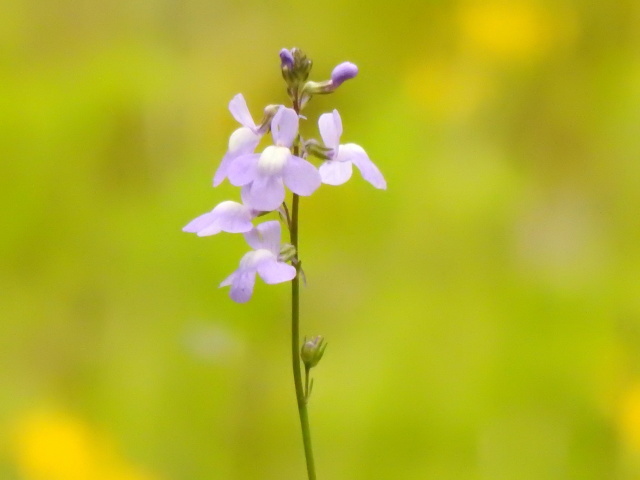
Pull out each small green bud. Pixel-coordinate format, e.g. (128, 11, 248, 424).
(280, 47, 313, 88)
(279, 243, 297, 263)
(304, 139, 334, 160)
(256, 104, 280, 134)
(301, 335, 327, 369)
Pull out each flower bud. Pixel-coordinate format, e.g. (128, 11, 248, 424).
(279, 243, 297, 263)
(300, 335, 327, 369)
(330, 62, 358, 87)
(304, 138, 334, 160)
(301, 61, 359, 96)
(279, 48, 294, 69)
(291, 48, 313, 82)
(256, 104, 280, 134)
(280, 47, 313, 87)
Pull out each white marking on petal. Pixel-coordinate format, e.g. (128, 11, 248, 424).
(257, 146, 290, 176)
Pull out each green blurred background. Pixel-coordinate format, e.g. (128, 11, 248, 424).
(2, 0, 640, 478)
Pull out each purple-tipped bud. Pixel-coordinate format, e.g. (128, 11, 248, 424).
(330, 62, 358, 87)
(279, 48, 294, 69)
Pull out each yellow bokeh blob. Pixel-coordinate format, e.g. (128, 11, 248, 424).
(457, 0, 578, 62)
(619, 383, 640, 452)
(404, 59, 492, 121)
(12, 410, 158, 480)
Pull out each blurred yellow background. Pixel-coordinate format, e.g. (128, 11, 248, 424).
(2, 0, 640, 478)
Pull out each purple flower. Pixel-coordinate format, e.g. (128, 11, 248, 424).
(330, 62, 358, 87)
(183, 200, 255, 236)
(220, 221, 297, 303)
(227, 106, 321, 211)
(318, 110, 387, 189)
(213, 94, 262, 187)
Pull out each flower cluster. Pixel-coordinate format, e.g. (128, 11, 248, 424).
(184, 48, 386, 303)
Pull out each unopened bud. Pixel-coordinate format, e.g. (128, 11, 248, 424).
(280, 47, 313, 88)
(330, 61, 358, 87)
(279, 243, 297, 262)
(256, 104, 280, 134)
(301, 61, 358, 96)
(304, 139, 334, 160)
(301, 335, 327, 369)
(279, 48, 294, 69)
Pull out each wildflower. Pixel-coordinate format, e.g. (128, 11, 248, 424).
(228, 106, 321, 211)
(182, 200, 255, 236)
(213, 94, 263, 187)
(220, 221, 297, 303)
(317, 109, 387, 189)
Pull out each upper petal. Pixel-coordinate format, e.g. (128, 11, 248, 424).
(318, 110, 342, 150)
(229, 94, 256, 129)
(214, 128, 261, 186)
(244, 221, 282, 253)
(271, 107, 299, 147)
(228, 127, 261, 155)
(318, 160, 353, 185)
(282, 155, 322, 196)
(340, 143, 387, 189)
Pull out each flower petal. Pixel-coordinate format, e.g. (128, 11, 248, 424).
(318, 110, 342, 150)
(339, 143, 387, 189)
(195, 201, 253, 236)
(227, 153, 260, 186)
(229, 94, 256, 129)
(282, 155, 321, 196)
(271, 107, 299, 147)
(250, 220, 282, 253)
(221, 270, 257, 303)
(228, 127, 261, 154)
(257, 259, 297, 284)
(213, 152, 234, 187)
(213, 128, 260, 186)
(183, 211, 216, 233)
(318, 160, 353, 185)
(244, 175, 285, 211)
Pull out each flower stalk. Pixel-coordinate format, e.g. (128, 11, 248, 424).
(183, 47, 386, 480)
(289, 192, 317, 480)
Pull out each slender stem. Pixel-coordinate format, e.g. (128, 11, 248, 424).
(290, 193, 317, 480)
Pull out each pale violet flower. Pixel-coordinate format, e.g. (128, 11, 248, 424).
(213, 94, 263, 187)
(318, 110, 387, 189)
(227, 106, 321, 211)
(182, 200, 255, 236)
(220, 221, 296, 303)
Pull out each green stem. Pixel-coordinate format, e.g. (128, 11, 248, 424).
(290, 193, 317, 480)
